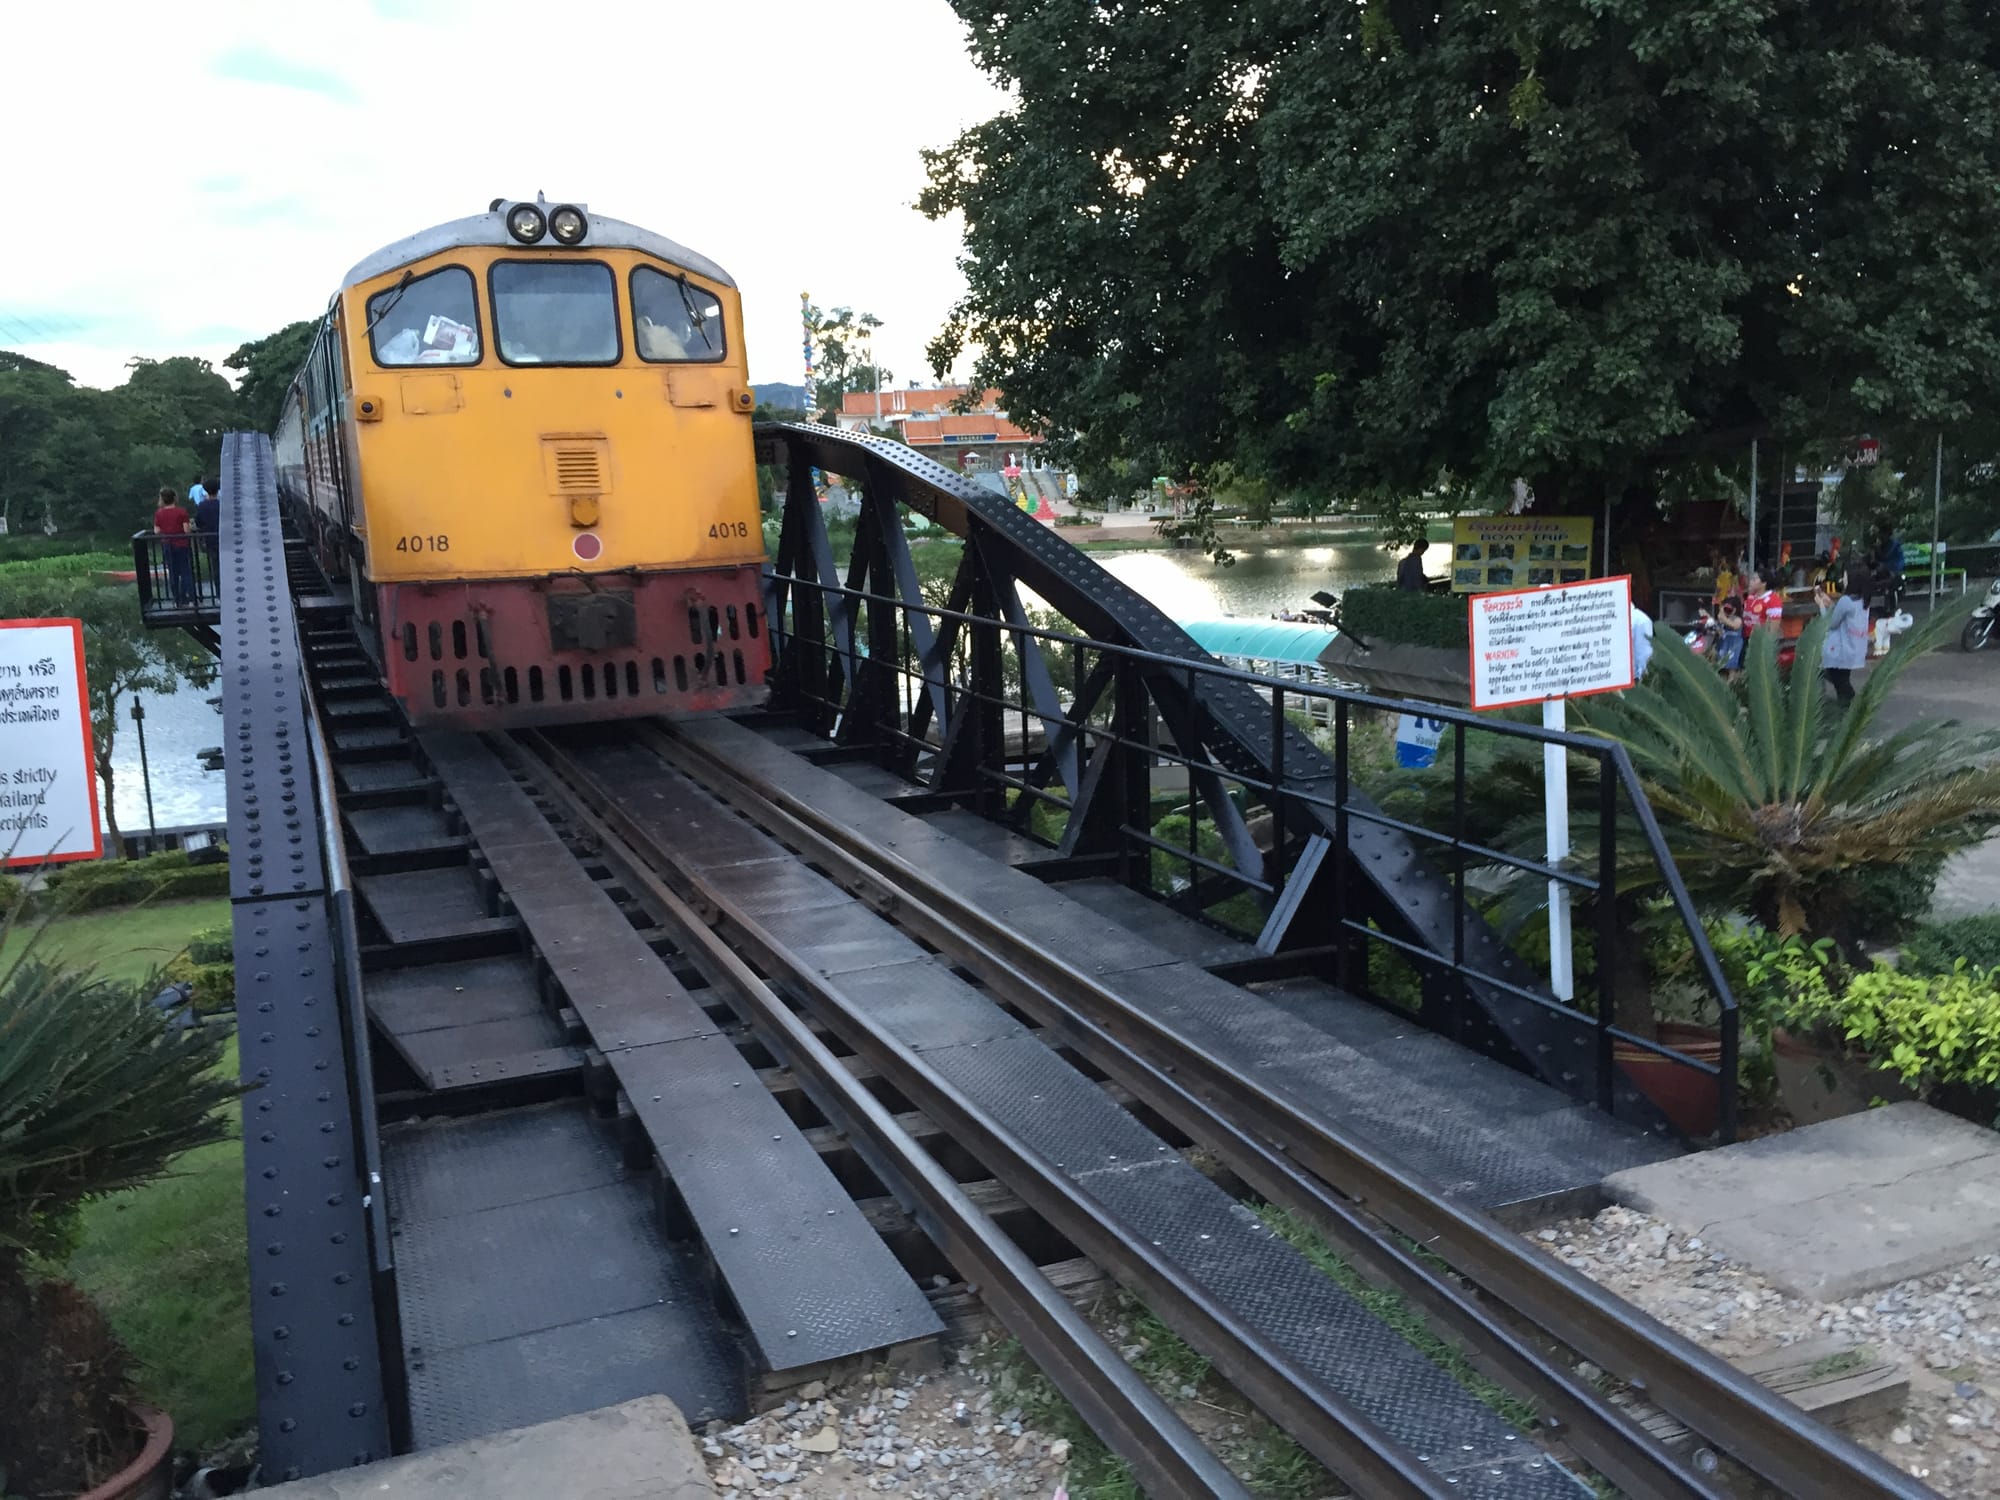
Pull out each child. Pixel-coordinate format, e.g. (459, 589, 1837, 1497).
(1716, 597, 1745, 671)
(1741, 571, 1783, 637)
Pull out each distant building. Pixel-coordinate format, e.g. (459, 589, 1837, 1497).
(836, 385, 1044, 469)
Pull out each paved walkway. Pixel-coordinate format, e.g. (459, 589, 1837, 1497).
(1861, 610, 2000, 919)
(256, 1397, 714, 1499)
(1604, 1103, 2000, 1299)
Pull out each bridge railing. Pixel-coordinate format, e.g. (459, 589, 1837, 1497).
(764, 563, 1740, 1142)
(131, 527, 224, 625)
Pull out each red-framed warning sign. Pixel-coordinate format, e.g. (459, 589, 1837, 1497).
(1, 617, 104, 867)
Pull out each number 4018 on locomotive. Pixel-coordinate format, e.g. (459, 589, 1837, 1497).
(273, 196, 772, 727)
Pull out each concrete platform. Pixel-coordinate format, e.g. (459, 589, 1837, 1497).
(254, 1396, 714, 1499)
(1604, 1102, 2000, 1299)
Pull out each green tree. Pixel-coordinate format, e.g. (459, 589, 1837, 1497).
(6, 578, 216, 857)
(226, 319, 317, 436)
(0, 356, 73, 535)
(924, 1, 2000, 512)
(803, 303, 885, 419)
(119, 356, 234, 478)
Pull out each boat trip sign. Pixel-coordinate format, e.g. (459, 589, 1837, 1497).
(1, 618, 102, 867)
(1469, 577, 1634, 711)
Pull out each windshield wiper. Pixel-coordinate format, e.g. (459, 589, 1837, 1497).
(362, 271, 415, 337)
(675, 273, 716, 352)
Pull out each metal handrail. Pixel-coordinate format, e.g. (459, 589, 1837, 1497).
(767, 564, 1740, 1136)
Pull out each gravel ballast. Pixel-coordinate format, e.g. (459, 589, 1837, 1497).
(1530, 1203, 2000, 1498)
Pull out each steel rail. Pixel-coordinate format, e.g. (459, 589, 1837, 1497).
(516, 729, 1464, 1500)
(650, 720, 1935, 1500)
(506, 732, 1249, 1500)
(633, 731, 1725, 1500)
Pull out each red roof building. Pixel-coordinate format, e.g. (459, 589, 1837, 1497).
(837, 386, 1044, 463)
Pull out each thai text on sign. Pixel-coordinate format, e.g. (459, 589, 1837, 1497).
(1469, 578, 1634, 710)
(1, 618, 102, 866)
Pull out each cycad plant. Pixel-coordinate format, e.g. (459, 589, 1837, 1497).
(1571, 599, 2000, 946)
(0, 907, 245, 1495)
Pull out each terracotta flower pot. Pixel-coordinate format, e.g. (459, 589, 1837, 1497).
(1613, 1022, 1726, 1138)
(76, 1406, 172, 1500)
(1771, 1029, 1914, 1126)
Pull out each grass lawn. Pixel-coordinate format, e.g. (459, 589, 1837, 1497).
(62, 1036, 251, 1456)
(2, 896, 229, 987)
(14, 898, 253, 1456)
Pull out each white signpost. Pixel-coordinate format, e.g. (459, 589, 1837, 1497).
(1, 618, 103, 868)
(1469, 577, 1635, 1001)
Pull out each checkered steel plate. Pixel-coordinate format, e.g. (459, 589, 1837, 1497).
(383, 1103, 743, 1446)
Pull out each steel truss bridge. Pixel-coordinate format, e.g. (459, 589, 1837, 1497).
(124, 428, 1928, 1500)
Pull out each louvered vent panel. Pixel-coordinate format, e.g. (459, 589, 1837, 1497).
(541, 436, 610, 497)
(554, 448, 601, 491)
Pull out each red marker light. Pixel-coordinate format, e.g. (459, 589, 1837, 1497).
(573, 533, 602, 562)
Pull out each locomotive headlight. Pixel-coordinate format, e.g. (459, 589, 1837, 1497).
(549, 205, 588, 245)
(506, 204, 547, 244)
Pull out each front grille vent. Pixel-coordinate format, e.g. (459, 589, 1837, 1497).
(541, 435, 610, 496)
(554, 447, 601, 491)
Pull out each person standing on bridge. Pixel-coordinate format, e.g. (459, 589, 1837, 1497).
(194, 478, 221, 598)
(152, 485, 195, 603)
(187, 472, 209, 507)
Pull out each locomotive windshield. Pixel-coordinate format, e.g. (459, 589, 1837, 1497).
(368, 266, 481, 367)
(491, 261, 620, 365)
(631, 266, 724, 362)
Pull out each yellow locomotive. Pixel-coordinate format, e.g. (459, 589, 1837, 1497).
(274, 197, 770, 726)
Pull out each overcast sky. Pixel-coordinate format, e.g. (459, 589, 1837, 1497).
(0, 0, 1011, 394)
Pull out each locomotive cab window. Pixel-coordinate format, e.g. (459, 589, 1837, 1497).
(491, 260, 620, 365)
(631, 266, 724, 362)
(368, 265, 481, 367)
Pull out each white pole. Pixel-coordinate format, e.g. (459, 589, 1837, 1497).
(1544, 695, 1573, 1003)
(1933, 433, 1944, 605)
(1747, 437, 1759, 574)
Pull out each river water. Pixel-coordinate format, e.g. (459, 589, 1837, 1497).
(110, 679, 226, 833)
(115, 544, 1373, 830)
(1095, 543, 1393, 620)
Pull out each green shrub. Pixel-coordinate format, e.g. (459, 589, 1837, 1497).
(38, 851, 231, 915)
(163, 953, 235, 1013)
(186, 924, 233, 965)
(0, 551, 131, 580)
(1845, 854, 1947, 945)
(1787, 964, 2000, 1094)
(0, 872, 20, 917)
(1902, 914, 2000, 978)
(1335, 585, 1467, 650)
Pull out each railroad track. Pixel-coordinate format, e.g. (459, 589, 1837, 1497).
(503, 718, 1934, 1500)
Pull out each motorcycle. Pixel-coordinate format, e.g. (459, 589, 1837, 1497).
(1684, 607, 1795, 671)
(1964, 577, 2000, 652)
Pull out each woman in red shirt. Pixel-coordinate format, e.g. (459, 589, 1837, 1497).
(152, 485, 194, 603)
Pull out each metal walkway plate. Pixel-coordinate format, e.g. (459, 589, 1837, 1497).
(685, 715, 1679, 1214)
(382, 1103, 743, 1446)
(590, 743, 1585, 1497)
(419, 731, 941, 1371)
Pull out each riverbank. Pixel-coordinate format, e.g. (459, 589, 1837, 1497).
(1064, 517, 1458, 552)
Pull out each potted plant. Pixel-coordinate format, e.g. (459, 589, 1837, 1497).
(0, 914, 243, 1499)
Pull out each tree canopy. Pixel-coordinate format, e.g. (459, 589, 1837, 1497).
(0, 326, 314, 538)
(226, 321, 317, 437)
(923, 1, 2000, 511)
